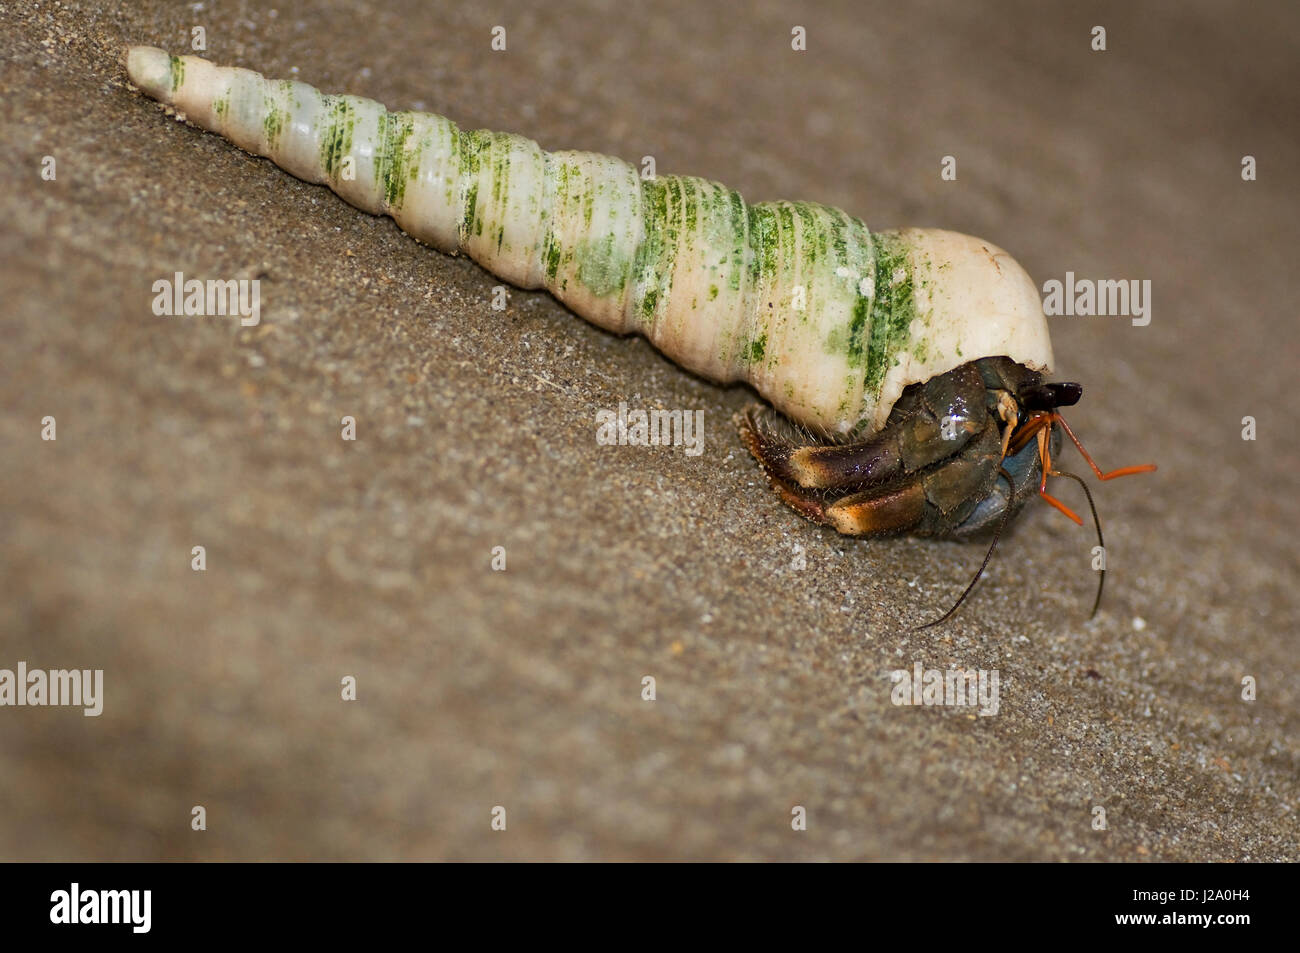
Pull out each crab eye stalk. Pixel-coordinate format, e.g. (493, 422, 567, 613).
(1021, 381, 1083, 411)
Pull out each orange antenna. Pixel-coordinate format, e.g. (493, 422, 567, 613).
(1006, 411, 1156, 525)
(1024, 411, 1157, 616)
(1051, 413, 1158, 482)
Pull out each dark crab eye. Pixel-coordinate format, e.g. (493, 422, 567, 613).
(1020, 381, 1083, 411)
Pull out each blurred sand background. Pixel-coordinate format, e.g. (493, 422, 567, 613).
(1, 0, 1296, 860)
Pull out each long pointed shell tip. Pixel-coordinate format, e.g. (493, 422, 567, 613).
(126, 46, 175, 100)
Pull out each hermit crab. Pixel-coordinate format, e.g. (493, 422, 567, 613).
(125, 47, 1155, 625)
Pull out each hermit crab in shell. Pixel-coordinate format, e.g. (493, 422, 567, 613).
(125, 47, 1156, 625)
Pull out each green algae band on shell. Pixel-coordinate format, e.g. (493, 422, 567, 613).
(126, 46, 1053, 437)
